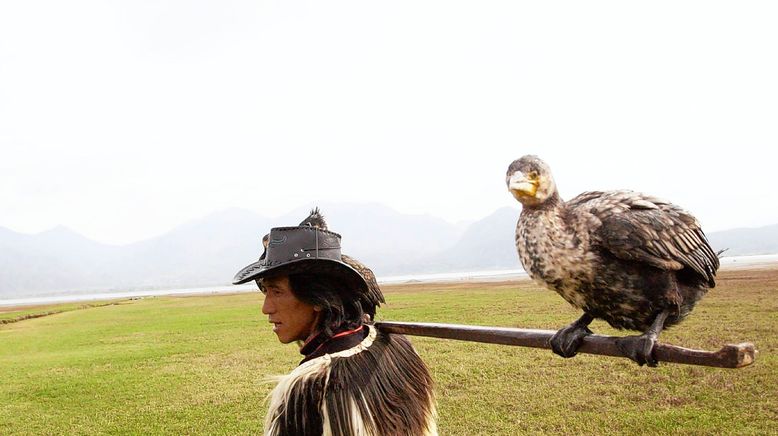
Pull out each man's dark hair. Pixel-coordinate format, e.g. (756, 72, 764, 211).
(287, 273, 365, 336)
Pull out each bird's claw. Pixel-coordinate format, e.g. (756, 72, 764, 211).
(549, 323, 593, 358)
(616, 334, 658, 367)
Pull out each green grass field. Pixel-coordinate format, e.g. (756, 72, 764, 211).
(1, 267, 776, 435)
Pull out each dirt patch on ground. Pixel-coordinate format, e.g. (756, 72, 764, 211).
(0, 301, 126, 324)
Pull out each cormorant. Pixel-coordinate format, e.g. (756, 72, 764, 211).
(506, 155, 719, 366)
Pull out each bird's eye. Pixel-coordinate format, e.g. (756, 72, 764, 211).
(528, 171, 539, 180)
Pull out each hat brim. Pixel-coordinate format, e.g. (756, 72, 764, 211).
(232, 257, 368, 291)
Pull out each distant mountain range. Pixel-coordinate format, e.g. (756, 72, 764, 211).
(1, 203, 777, 299)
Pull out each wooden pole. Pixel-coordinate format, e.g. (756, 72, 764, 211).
(375, 321, 756, 369)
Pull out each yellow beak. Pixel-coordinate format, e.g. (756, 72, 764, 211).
(508, 172, 538, 198)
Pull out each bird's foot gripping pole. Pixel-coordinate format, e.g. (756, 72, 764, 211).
(615, 309, 671, 367)
(375, 321, 757, 369)
(550, 313, 594, 358)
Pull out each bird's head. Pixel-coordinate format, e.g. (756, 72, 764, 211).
(506, 155, 558, 207)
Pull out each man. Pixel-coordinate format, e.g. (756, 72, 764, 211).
(234, 222, 437, 435)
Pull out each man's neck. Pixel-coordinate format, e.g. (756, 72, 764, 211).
(298, 325, 367, 364)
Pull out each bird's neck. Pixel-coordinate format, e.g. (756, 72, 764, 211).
(545, 191, 562, 207)
(519, 194, 590, 255)
(523, 191, 563, 214)
(517, 198, 594, 300)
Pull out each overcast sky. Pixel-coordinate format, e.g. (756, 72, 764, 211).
(2, 1, 777, 245)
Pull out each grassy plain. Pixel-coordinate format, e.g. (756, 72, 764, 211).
(1, 267, 776, 435)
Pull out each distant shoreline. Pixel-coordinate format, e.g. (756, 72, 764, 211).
(2, 254, 776, 308)
(718, 253, 778, 269)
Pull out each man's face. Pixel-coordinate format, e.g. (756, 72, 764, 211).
(260, 275, 320, 344)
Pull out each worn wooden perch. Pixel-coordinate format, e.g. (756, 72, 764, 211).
(375, 321, 756, 369)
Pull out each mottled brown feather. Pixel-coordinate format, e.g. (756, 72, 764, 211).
(571, 190, 718, 287)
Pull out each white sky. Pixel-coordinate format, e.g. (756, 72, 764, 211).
(1, 1, 777, 245)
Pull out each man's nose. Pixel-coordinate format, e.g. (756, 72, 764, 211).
(262, 295, 274, 314)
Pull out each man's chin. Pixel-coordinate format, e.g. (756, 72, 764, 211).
(275, 332, 295, 344)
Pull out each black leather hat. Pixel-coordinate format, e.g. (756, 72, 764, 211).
(232, 226, 369, 292)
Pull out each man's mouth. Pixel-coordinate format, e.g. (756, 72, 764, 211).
(269, 321, 281, 332)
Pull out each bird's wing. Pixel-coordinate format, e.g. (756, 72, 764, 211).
(570, 190, 719, 286)
(566, 190, 608, 209)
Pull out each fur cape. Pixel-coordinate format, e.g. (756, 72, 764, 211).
(265, 325, 437, 436)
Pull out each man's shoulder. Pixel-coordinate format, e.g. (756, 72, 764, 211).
(368, 326, 428, 364)
(374, 326, 414, 347)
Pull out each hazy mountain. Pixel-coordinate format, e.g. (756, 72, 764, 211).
(101, 208, 276, 290)
(285, 202, 463, 274)
(2, 204, 777, 299)
(0, 225, 121, 296)
(0, 203, 464, 298)
(409, 207, 521, 273)
(707, 224, 778, 256)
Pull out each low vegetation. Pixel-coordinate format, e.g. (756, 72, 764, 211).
(1, 268, 776, 435)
